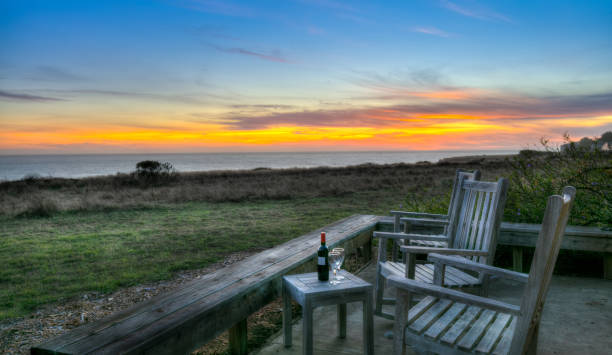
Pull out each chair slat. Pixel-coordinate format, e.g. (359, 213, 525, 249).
(492, 317, 516, 355)
(409, 298, 453, 333)
(424, 302, 467, 340)
(440, 305, 482, 345)
(457, 309, 496, 350)
(478, 192, 496, 264)
(407, 296, 437, 323)
(473, 191, 492, 262)
(445, 265, 479, 285)
(467, 191, 485, 254)
(475, 313, 513, 354)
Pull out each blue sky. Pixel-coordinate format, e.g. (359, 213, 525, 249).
(1, 0, 611, 153)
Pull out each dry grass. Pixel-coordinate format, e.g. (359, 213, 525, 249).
(0, 158, 512, 217)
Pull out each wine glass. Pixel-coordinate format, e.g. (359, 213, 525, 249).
(328, 251, 341, 285)
(331, 248, 345, 281)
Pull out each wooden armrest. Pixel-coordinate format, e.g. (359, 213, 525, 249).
(373, 231, 448, 242)
(387, 275, 520, 315)
(428, 253, 529, 283)
(400, 246, 488, 257)
(399, 217, 450, 226)
(390, 211, 448, 220)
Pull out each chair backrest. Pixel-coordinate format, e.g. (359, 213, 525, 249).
(509, 186, 576, 354)
(448, 177, 509, 265)
(446, 169, 481, 218)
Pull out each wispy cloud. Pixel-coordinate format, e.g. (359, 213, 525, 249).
(440, 0, 512, 23)
(220, 91, 612, 130)
(412, 26, 453, 38)
(0, 90, 64, 102)
(209, 44, 290, 63)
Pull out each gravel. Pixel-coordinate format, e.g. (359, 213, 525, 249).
(0, 251, 255, 355)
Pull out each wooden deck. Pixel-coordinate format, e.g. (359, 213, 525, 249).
(256, 262, 612, 355)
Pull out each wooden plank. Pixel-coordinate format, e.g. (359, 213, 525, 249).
(229, 318, 247, 355)
(387, 276, 520, 315)
(475, 313, 513, 354)
(424, 302, 467, 340)
(407, 296, 437, 323)
(427, 254, 529, 283)
(409, 299, 452, 333)
(445, 265, 480, 285)
(376, 217, 612, 253)
(492, 317, 516, 355)
(457, 309, 496, 350)
(440, 305, 482, 346)
(33, 214, 380, 355)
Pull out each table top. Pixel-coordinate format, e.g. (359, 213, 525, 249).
(283, 270, 371, 295)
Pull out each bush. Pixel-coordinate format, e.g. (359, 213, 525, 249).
(505, 133, 611, 228)
(133, 161, 177, 186)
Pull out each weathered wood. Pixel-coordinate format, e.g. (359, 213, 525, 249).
(377, 217, 612, 253)
(387, 276, 520, 315)
(400, 246, 489, 256)
(229, 318, 247, 355)
(376, 177, 509, 320)
(282, 271, 373, 355)
(509, 187, 576, 354)
(512, 246, 523, 272)
(427, 254, 529, 283)
(32, 214, 380, 355)
(390, 187, 576, 354)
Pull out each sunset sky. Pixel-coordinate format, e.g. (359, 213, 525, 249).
(1, 0, 611, 154)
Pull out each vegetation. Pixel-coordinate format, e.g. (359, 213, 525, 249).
(506, 132, 611, 228)
(0, 159, 511, 320)
(0, 138, 609, 353)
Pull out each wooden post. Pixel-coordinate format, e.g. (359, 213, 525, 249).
(229, 318, 247, 355)
(337, 303, 347, 338)
(604, 254, 612, 280)
(512, 246, 523, 272)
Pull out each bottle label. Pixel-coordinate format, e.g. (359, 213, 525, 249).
(318, 257, 326, 265)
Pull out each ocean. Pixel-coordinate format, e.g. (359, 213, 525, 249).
(0, 150, 516, 181)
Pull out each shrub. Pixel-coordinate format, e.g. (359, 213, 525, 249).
(505, 133, 611, 228)
(133, 160, 177, 186)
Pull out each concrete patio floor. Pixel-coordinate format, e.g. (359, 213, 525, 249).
(255, 262, 612, 355)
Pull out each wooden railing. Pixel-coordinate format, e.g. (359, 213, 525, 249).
(32, 215, 380, 355)
(377, 217, 612, 279)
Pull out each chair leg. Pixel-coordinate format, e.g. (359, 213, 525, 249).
(393, 289, 410, 355)
(375, 267, 385, 316)
(526, 324, 539, 355)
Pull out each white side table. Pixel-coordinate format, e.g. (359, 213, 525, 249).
(282, 270, 374, 355)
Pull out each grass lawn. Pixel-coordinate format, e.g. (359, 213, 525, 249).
(0, 190, 405, 320)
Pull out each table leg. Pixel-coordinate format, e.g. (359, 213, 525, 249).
(282, 282, 292, 348)
(364, 291, 374, 355)
(337, 303, 347, 338)
(303, 300, 313, 355)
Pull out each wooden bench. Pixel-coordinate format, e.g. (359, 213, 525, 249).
(32, 214, 380, 355)
(378, 217, 612, 279)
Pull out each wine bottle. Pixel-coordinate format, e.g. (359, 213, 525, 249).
(317, 232, 329, 281)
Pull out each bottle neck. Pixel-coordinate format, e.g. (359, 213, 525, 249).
(320, 232, 326, 245)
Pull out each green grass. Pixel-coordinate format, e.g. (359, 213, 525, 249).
(0, 190, 402, 320)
